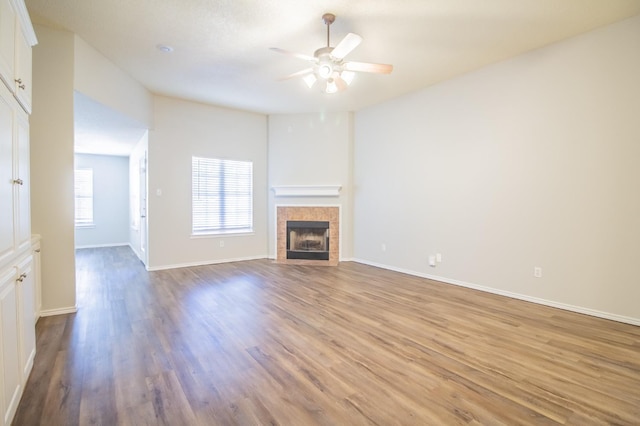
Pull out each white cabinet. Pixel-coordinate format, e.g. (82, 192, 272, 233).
(0, 0, 16, 90)
(14, 109, 29, 251)
(0, 266, 21, 426)
(0, 254, 34, 426)
(0, 83, 14, 266)
(0, 2, 35, 424)
(15, 255, 35, 380)
(0, 0, 34, 114)
(0, 82, 29, 265)
(13, 21, 30, 113)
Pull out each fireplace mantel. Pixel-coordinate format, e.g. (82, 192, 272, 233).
(272, 185, 342, 197)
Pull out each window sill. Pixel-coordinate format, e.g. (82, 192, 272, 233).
(75, 224, 96, 229)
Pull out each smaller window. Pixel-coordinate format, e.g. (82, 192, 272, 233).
(74, 168, 94, 227)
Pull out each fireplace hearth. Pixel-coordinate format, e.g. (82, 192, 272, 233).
(286, 221, 330, 260)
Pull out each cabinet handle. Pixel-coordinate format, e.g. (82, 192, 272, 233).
(14, 79, 25, 90)
(35, 249, 41, 253)
(13, 178, 23, 185)
(17, 273, 26, 282)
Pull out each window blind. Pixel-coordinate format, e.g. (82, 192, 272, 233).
(74, 168, 94, 226)
(192, 157, 253, 234)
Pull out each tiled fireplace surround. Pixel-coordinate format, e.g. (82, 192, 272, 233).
(276, 206, 340, 266)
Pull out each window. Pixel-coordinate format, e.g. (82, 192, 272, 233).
(74, 168, 94, 226)
(192, 156, 253, 235)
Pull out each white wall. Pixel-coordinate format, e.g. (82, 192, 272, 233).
(30, 24, 76, 315)
(353, 15, 640, 324)
(147, 95, 268, 269)
(74, 36, 152, 128)
(31, 26, 153, 314)
(268, 112, 354, 259)
(74, 154, 130, 248)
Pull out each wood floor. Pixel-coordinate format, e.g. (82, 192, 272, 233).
(13, 247, 640, 425)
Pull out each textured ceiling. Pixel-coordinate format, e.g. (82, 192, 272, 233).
(25, 0, 640, 155)
(26, 0, 640, 115)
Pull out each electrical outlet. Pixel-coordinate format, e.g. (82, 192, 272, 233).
(534, 267, 542, 278)
(428, 255, 436, 267)
(220, 240, 225, 248)
(381, 243, 386, 252)
(436, 253, 442, 263)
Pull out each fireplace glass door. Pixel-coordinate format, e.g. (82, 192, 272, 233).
(286, 221, 330, 260)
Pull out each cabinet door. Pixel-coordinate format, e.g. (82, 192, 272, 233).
(0, 0, 15, 89)
(0, 269, 21, 425)
(17, 257, 35, 379)
(13, 24, 30, 114)
(0, 85, 14, 266)
(14, 110, 29, 251)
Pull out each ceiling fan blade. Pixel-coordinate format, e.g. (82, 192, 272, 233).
(278, 68, 314, 81)
(331, 33, 362, 59)
(270, 47, 316, 62)
(344, 61, 393, 74)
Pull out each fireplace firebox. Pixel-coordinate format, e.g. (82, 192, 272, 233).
(286, 221, 330, 260)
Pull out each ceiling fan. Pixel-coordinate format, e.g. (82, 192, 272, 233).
(271, 13, 393, 94)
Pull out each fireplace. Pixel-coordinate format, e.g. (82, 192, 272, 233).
(276, 206, 339, 266)
(286, 221, 330, 260)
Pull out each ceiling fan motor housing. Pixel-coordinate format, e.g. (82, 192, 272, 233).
(314, 46, 340, 79)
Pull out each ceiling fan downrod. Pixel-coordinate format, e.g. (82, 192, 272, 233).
(322, 13, 335, 47)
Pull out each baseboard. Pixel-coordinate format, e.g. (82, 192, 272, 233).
(23, 348, 35, 380)
(39, 305, 78, 317)
(351, 258, 640, 327)
(75, 243, 129, 249)
(127, 243, 147, 264)
(147, 255, 269, 271)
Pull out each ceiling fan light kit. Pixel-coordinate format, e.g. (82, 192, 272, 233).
(271, 13, 393, 94)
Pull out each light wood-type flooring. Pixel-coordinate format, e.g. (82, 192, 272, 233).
(13, 246, 640, 425)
